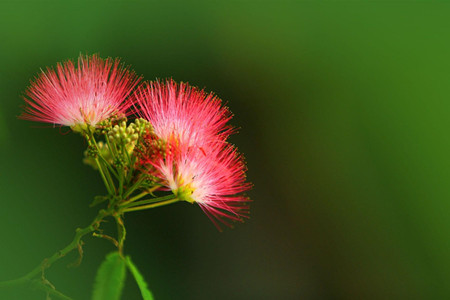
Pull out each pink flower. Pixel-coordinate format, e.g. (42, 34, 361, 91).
(136, 79, 251, 229)
(145, 139, 251, 229)
(135, 79, 233, 149)
(21, 54, 140, 128)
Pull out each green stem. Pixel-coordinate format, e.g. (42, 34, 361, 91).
(106, 134, 119, 159)
(97, 153, 119, 179)
(0, 278, 73, 300)
(122, 177, 147, 199)
(95, 154, 116, 195)
(125, 156, 135, 183)
(101, 135, 120, 179)
(30, 279, 73, 300)
(95, 158, 114, 195)
(122, 194, 178, 209)
(122, 199, 179, 213)
(119, 166, 124, 197)
(87, 130, 116, 195)
(115, 216, 126, 255)
(0, 277, 26, 289)
(0, 209, 111, 290)
(122, 191, 148, 205)
(105, 134, 117, 158)
(122, 184, 162, 206)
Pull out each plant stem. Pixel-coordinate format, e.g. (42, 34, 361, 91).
(115, 216, 126, 255)
(122, 177, 146, 199)
(0, 208, 112, 290)
(30, 279, 73, 300)
(122, 194, 178, 209)
(122, 184, 162, 205)
(122, 199, 180, 213)
(0, 277, 26, 289)
(95, 158, 114, 195)
(97, 153, 119, 179)
(119, 165, 124, 196)
(123, 191, 148, 205)
(0, 276, 73, 300)
(87, 129, 116, 195)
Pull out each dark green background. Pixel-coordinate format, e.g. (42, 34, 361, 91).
(1, 1, 450, 299)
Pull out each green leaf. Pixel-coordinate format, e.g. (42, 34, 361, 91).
(92, 251, 126, 300)
(126, 256, 154, 300)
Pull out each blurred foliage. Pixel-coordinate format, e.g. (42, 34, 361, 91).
(1, 1, 450, 299)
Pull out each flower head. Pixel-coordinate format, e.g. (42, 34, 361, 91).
(135, 79, 233, 149)
(143, 138, 251, 229)
(21, 54, 140, 128)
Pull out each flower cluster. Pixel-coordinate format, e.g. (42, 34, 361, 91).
(135, 80, 251, 228)
(21, 54, 251, 230)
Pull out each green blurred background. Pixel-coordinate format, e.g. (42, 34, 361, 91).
(1, 1, 450, 299)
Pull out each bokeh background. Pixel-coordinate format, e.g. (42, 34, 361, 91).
(1, 1, 450, 299)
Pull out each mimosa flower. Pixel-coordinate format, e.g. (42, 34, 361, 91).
(135, 79, 233, 148)
(135, 79, 251, 229)
(142, 135, 251, 229)
(21, 54, 140, 128)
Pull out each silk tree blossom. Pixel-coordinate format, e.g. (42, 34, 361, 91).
(143, 138, 251, 229)
(21, 54, 140, 128)
(11, 55, 252, 299)
(135, 79, 251, 228)
(135, 79, 233, 149)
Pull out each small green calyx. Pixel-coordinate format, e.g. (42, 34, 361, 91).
(175, 186, 195, 204)
(71, 123, 90, 133)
